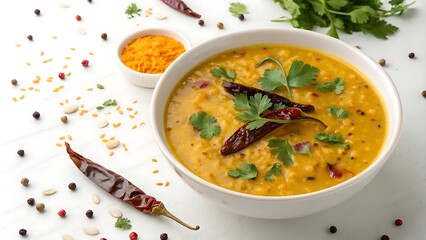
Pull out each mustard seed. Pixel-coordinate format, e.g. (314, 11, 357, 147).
(238, 14, 245, 21)
(34, 9, 41, 15)
(329, 225, 337, 233)
(379, 59, 386, 66)
(36, 203, 45, 212)
(27, 197, 35, 206)
(160, 233, 168, 240)
(198, 19, 205, 26)
(32, 111, 40, 119)
(217, 22, 224, 29)
(408, 52, 415, 59)
(19, 228, 27, 236)
(11, 79, 18, 85)
(68, 182, 76, 191)
(85, 209, 94, 218)
(20, 177, 29, 186)
(17, 149, 25, 157)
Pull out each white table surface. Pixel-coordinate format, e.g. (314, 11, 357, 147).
(1, 1, 425, 239)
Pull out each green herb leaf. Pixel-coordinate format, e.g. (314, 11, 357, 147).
(96, 84, 105, 90)
(327, 0, 349, 10)
(315, 132, 349, 149)
(268, 139, 295, 166)
(211, 67, 236, 81)
(287, 60, 319, 87)
(96, 106, 104, 110)
(349, 6, 376, 24)
(115, 217, 132, 230)
(233, 93, 272, 122)
(362, 19, 398, 40)
(263, 163, 282, 181)
(258, 69, 286, 92)
(327, 106, 349, 119)
(229, 2, 249, 17)
(96, 99, 117, 111)
(189, 111, 221, 139)
(125, 3, 142, 18)
(228, 162, 258, 180)
(315, 77, 344, 94)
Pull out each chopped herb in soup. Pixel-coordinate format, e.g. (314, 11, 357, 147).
(165, 44, 387, 196)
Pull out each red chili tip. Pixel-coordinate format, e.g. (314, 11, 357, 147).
(81, 59, 89, 67)
(58, 72, 66, 80)
(394, 218, 403, 226)
(129, 232, 138, 240)
(76, 15, 82, 21)
(58, 209, 66, 218)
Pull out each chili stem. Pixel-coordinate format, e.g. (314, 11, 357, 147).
(151, 202, 200, 231)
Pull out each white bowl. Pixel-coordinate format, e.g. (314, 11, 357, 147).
(150, 28, 402, 219)
(117, 28, 191, 88)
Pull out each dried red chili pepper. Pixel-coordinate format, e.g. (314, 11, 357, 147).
(222, 81, 315, 112)
(64, 142, 199, 230)
(327, 163, 343, 178)
(161, 0, 201, 18)
(221, 107, 326, 155)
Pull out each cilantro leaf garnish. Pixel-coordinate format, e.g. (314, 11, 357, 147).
(263, 163, 282, 181)
(229, 2, 249, 17)
(228, 162, 258, 180)
(125, 3, 142, 19)
(257, 57, 318, 99)
(315, 77, 344, 94)
(189, 111, 221, 139)
(271, 0, 414, 39)
(115, 217, 132, 230)
(96, 84, 105, 90)
(327, 106, 349, 119)
(96, 99, 117, 110)
(268, 139, 295, 166)
(293, 141, 311, 155)
(315, 132, 349, 149)
(211, 67, 236, 81)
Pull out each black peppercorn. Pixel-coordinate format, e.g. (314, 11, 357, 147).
(34, 9, 41, 15)
(27, 35, 33, 41)
(19, 228, 27, 236)
(85, 209, 94, 218)
(27, 198, 35, 206)
(101, 33, 108, 40)
(32, 111, 40, 119)
(380, 235, 390, 240)
(217, 22, 224, 29)
(198, 19, 204, 26)
(238, 14, 245, 21)
(160, 233, 168, 240)
(21, 177, 29, 186)
(408, 52, 415, 59)
(68, 182, 77, 191)
(11, 79, 18, 85)
(329, 225, 337, 233)
(17, 149, 25, 157)
(422, 90, 426, 98)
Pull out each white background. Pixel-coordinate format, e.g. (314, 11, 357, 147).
(0, 0, 425, 239)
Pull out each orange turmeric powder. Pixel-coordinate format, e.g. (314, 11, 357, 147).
(121, 35, 186, 74)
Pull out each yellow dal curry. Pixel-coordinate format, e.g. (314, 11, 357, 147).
(165, 44, 387, 196)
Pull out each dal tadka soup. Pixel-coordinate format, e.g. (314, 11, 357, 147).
(165, 44, 387, 196)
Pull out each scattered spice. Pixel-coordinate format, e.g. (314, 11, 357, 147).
(101, 33, 108, 40)
(19, 228, 27, 236)
(61, 116, 68, 123)
(83, 227, 100, 236)
(198, 19, 204, 26)
(85, 209, 94, 218)
(394, 218, 403, 226)
(422, 90, 426, 98)
(160, 233, 168, 240)
(217, 22, 224, 29)
(36, 203, 45, 212)
(408, 52, 415, 58)
(20, 177, 29, 186)
(81, 59, 89, 67)
(381, 235, 390, 240)
(238, 14, 245, 21)
(42, 188, 57, 196)
(11, 79, 18, 85)
(27, 35, 33, 41)
(121, 35, 186, 74)
(68, 182, 77, 191)
(58, 209, 67, 218)
(32, 111, 41, 119)
(379, 58, 386, 66)
(27, 198, 35, 206)
(58, 72, 66, 80)
(17, 149, 25, 157)
(160, 0, 201, 18)
(96, 84, 104, 89)
(88, 0, 93, 3)
(129, 232, 138, 240)
(329, 225, 337, 234)
(34, 9, 41, 15)
(76, 15, 82, 21)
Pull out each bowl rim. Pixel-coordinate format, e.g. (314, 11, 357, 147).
(151, 27, 403, 201)
(116, 27, 191, 77)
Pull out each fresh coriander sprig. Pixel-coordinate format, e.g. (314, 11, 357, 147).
(263, 163, 282, 181)
(228, 162, 258, 180)
(96, 99, 117, 110)
(125, 3, 142, 18)
(315, 77, 345, 94)
(229, 2, 249, 17)
(189, 111, 221, 139)
(315, 132, 349, 149)
(210, 67, 236, 81)
(268, 139, 295, 166)
(257, 57, 319, 99)
(115, 217, 132, 230)
(327, 106, 349, 119)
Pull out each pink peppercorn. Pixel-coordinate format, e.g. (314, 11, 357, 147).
(76, 15, 82, 21)
(58, 209, 66, 218)
(394, 218, 403, 226)
(58, 72, 65, 80)
(81, 59, 89, 67)
(129, 232, 138, 240)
